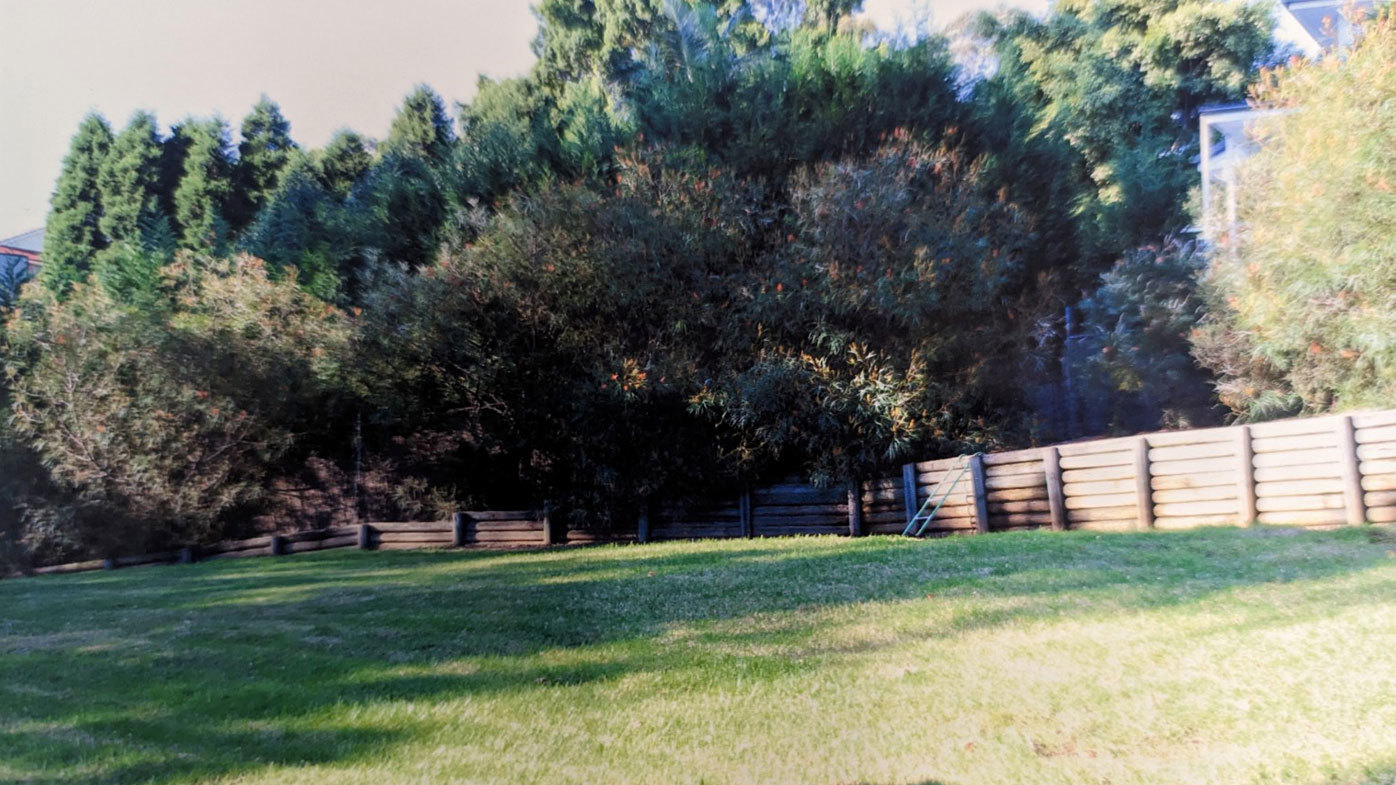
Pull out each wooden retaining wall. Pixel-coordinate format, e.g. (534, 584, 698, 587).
(14, 409, 1396, 578)
(638, 410, 1396, 540)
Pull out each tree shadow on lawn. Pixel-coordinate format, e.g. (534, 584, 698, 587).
(3, 526, 1395, 784)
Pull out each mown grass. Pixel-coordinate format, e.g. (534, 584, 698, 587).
(4, 527, 1396, 784)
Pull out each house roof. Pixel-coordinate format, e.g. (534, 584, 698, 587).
(0, 227, 43, 262)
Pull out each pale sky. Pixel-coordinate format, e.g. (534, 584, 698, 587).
(0, 0, 1300, 238)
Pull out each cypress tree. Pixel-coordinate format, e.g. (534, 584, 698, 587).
(173, 118, 234, 250)
(41, 113, 113, 293)
(317, 130, 372, 199)
(230, 96, 297, 229)
(382, 85, 455, 165)
(157, 123, 192, 221)
(97, 111, 163, 245)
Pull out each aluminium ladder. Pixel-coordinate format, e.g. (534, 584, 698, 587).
(902, 453, 977, 537)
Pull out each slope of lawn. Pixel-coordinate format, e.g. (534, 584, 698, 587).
(5, 526, 1396, 784)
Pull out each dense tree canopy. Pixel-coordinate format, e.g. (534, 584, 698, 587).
(9, 0, 1290, 564)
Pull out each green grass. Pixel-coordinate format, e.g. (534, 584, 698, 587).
(5, 528, 1396, 784)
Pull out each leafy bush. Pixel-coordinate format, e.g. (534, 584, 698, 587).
(5, 254, 350, 553)
(1193, 9, 1396, 417)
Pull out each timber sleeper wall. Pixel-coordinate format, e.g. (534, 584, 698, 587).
(15, 409, 1396, 579)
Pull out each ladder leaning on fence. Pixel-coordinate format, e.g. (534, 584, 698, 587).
(903, 453, 979, 537)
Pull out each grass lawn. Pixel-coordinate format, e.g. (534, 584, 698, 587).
(5, 527, 1396, 784)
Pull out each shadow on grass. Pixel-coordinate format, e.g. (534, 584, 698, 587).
(2, 526, 1394, 784)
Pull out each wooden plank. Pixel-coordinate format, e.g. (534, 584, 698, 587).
(1256, 509, 1348, 526)
(1064, 478, 1135, 495)
(1149, 441, 1236, 462)
(1155, 499, 1247, 517)
(969, 454, 990, 534)
(1148, 457, 1237, 477)
(1360, 459, 1396, 475)
(753, 503, 849, 517)
(1353, 411, 1396, 429)
(983, 472, 1046, 490)
(989, 499, 1052, 514)
(376, 527, 452, 541)
(1154, 513, 1242, 529)
(1338, 415, 1366, 526)
(989, 512, 1053, 529)
(847, 481, 864, 537)
(1254, 478, 1347, 498)
(1067, 505, 1139, 522)
(1362, 474, 1396, 492)
(286, 535, 358, 553)
(1065, 492, 1138, 510)
(751, 488, 845, 505)
(1355, 424, 1396, 445)
(1056, 436, 1133, 457)
(462, 510, 538, 521)
(1145, 427, 1235, 447)
(1252, 432, 1337, 454)
(1152, 484, 1238, 503)
(1356, 442, 1396, 461)
(982, 487, 1046, 502)
(1252, 449, 1340, 469)
(1249, 414, 1342, 438)
(1368, 506, 1396, 524)
(370, 522, 453, 533)
(1254, 463, 1342, 482)
(1061, 464, 1135, 483)
(1256, 494, 1345, 513)
(1133, 438, 1153, 531)
(984, 459, 1044, 477)
(1072, 519, 1136, 531)
(1058, 451, 1133, 470)
(1236, 424, 1257, 526)
(983, 446, 1051, 465)
(1151, 472, 1236, 491)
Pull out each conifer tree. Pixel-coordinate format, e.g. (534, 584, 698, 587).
(382, 85, 455, 165)
(97, 111, 163, 245)
(41, 113, 113, 292)
(173, 118, 234, 249)
(230, 96, 297, 228)
(317, 129, 372, 198)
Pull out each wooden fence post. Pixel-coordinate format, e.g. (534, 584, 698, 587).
(1236, 425, 1257, 526)
(542, 502, 555, 546)
(1133, 436, 1155, 530)
(451, 512, 467, 547)
(178, 546, 196, 564)
(969, 454, 990, 534)
(1338, 415, 1366, 526)
(739, 491, 754, 538)
(901, 463, 919, 525)
(357, 523, 372, 550)
(1042, 446, 1067, 532)
(637, 506, 650, 544)
(270, 535, 287, 556)
(847, 480, 865, 537)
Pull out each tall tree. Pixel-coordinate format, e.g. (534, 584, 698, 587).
(230, 97, 297, 229)
(173, 118, 234, 250)
(97, 111, 163, 245)
(316, 129, 372, 199)
(382, 85, 456, 165)
(41, 113, 113, 293)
